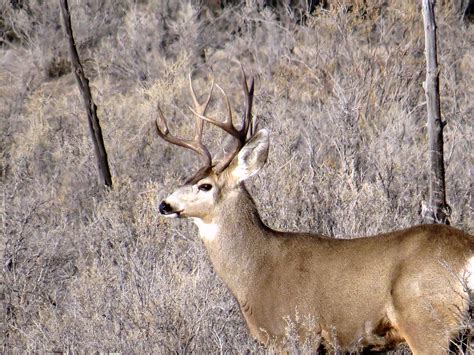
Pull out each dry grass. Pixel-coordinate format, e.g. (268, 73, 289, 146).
(1, 0, 473, 352)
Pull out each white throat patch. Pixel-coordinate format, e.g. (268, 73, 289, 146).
(192, 218, 219, 242)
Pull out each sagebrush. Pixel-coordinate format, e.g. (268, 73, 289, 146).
(1, 0, 473, 352)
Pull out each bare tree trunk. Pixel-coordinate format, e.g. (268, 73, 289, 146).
(421, 0, 450, 224)
(59, 0, 113, 188)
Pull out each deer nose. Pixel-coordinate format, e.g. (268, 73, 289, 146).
(159, 201, 173, 215)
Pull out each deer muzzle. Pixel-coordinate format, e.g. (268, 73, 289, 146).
(159, 200, 182, 217)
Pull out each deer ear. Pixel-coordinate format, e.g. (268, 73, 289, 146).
(229, 129, 269, 184)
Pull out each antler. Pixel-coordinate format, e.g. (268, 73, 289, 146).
(189, 66, 255, 173)
(155, 72, 215, 168)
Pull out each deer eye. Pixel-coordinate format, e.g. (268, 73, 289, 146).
(198, 183, 213, 192)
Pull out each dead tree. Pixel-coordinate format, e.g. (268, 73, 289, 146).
(59, 0, 113, 187)
(421, 0, 450, 224)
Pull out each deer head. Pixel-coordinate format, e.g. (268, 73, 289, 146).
(156, 68, 269, 226)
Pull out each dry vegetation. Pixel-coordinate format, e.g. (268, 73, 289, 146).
(1, 0, 473, 353)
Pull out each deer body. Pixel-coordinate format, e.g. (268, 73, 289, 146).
(193, 185, 473, 352)
(156, 69, 473, 353)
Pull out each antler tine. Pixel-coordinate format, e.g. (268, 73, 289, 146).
(240, 65, 255, 140)
(188, 72, 214, 139)
(189, 84, 240, 138)
(155, 104, 212, 168)
(217, 84, 236, 132)
(188, 72, 214, 112)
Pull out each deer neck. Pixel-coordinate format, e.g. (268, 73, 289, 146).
(192, 185, 269, 302)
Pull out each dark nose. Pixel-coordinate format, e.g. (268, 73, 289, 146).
(159, 201, 173, 215)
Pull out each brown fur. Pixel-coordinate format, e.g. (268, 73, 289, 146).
(166, 182, 474, 353)
(209, 187, 473, 353)
(158, 96, 473, 354)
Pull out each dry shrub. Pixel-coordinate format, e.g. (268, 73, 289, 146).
(1, 0, 472, 352)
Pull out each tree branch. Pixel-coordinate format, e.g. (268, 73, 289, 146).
(421, 0, 450, 224)
(59, 0, 113, 188)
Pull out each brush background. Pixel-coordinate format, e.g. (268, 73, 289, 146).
(1, 0, 473, 352)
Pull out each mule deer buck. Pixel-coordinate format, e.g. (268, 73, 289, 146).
(155, 68, 474, 353)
